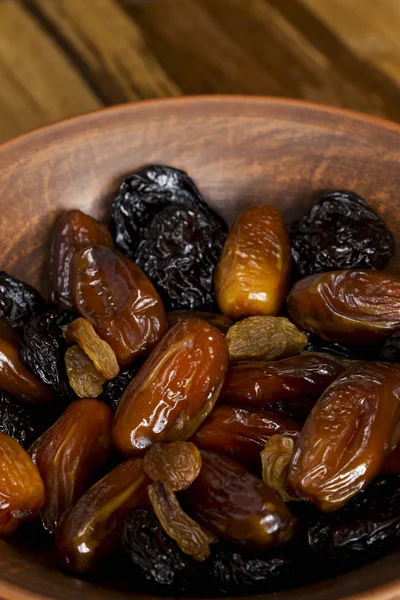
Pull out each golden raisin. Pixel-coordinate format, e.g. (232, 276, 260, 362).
(261, 435, 297, 502)
(65, 345, 107, 398)
(143, 442, 202, 491)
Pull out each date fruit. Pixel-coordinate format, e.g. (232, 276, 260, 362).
(288, 270, 400, 344)
(144, 441, 202, 491)
(0, 318, 19, 344)
(31, 398, 113, 534)
(0, 272, 45, 329)
(64, 345, 107, 398)
(56, 458, 150, 573)
(0, 432, 44, 535)
(50, 209, 113, 310)
(113, 318, 229, 457)
(167, 310, 233, 335)
(288, 362, 400, 511)
(72, 246, 168, 366)
(99, 362, 142, 411)
(184, 449, 296, 549)
(0, 390, 37, 449)
(214, 205, 291, 319)
(261, 436, 297, 502)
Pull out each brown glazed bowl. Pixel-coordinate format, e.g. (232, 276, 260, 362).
(1, 96, 400, 600)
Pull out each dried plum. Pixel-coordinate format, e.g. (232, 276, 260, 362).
(100, 363, 142, 411)
(133, 205, 226, 310)
(110, 165, 227, 257)
(20, 309, 74, 398)
(0, 391, 37, 449)
(289, 191, 393, 278)
(381, 330, 400, 363)
(0, 272, 45, 329)
(305, 336, 360, 360)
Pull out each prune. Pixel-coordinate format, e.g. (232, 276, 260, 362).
(225, 317, 307, 362)
(381, 330, 400, 362)
(113, 318, 229, 457)
(220, 354, 347, 409)
(0, 272, 45, 329)
(31, 398, 113, 534)
(288, 362, 400, 511)
(289, 190, 393, 278)
(64, 345, 106, 398)
(20, 309, 74, 397)
(0, 432, 44, 535)
(65, 318, 119, 379)
(192, 406, 300, 472)
(99, 363, 142, 412)
(261, 436, 297, 502)
(214, 205, 291, 318)
(167, 310, 233, 335)
(0, 390, 37, 449)
(50, 209, 113, 310)
(72, 246, 168, 366)
(305, 335, 361, 360)
(134, 205, 226, 311)
(143, 442, 202, 491)
(184, 449, 296, 550)
(57, 458, 150, 573)
(109, 164, 227, 257)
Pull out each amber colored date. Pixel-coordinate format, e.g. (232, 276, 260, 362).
(220, 354, 347, 409)
(288, 269, 400, 344)
(113, 318, 229, 457)
(0, 338, 52, 404)
(50, 209, 113, 311)
(214, 205, 291, 319)
(30, 398, 113, 534)
(167, 310, 233, 335)
(72, 246, 168, 366)
(0, 318, 19, 345)
(288, 362, 400, 511)
(0, 433, 44, 535)
(56, 458, 150, 574)
(381, 443, 400, 475)
(184, 449, 295, 550)
(192, 406, 301, 471)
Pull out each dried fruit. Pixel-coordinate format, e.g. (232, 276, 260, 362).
(192, 406, 301, 472)
(20, 309, 74, 398)
(64, 345, 107, 398)
(0, 272, 45, 329)
(72, 246, 168, 366)
(109, 164, 227, 257)
(0, 432, 44, 535)
(134, 205, 226, 311)
(149, 480, 216, 561)
(305, 335, 361, 360)
(220, 353, 347, 409)
(56, 458, 150, 573)
(214, 205, 291, 319)
(261, 436, 297, 502)
(0, 318, 19, 344)
(143, 441, 202, 491)
(30, 398, 113, 534)
(288, 362, 400, 511)
(381, 330, 400, 363)
(288, 270, 400, 344)
(99, 363, 142, 411)
(64, 318, 119, 380)
(381, 443, 400, 475)
(184, 449, 296, 550)
(225, 316, 307, 361)
(167, 310, 233, 335)
(0, 391, 37, 449)
(289, 191, 393, 278)
(50, 209, 113, 310)
(113, 318, 229, 457)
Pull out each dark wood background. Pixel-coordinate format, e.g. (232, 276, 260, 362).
(2, 0, 400, 144)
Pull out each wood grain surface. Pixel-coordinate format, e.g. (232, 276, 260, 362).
(2, 0, 400, 143)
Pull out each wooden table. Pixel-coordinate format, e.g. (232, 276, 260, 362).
(1, 0, 400, 144)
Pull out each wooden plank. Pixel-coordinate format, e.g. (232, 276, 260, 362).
(31, 0, 180, 103)
(0, 0, 100, 143)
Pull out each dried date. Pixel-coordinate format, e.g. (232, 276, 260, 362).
(99, 363, 142, 412)
(143, 441, 202, 491)
(0, 391, 37, 449)
(167, 310, 233, 335)
(0, 318, 19, 344)
(0, 272, 45, 329)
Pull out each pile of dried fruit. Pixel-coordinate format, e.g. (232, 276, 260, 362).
(1, 166, 400, 596)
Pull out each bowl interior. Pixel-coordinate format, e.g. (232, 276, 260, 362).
(1, 96, 400, 600)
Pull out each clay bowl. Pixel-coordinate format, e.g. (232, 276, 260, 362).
(1, 96, 400, 600)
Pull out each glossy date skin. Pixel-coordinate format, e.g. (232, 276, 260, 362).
(56, 458, 150, 574)
(288, 362, 400, 511)
(113, 318, 229, 457)
(30, 399, 113, 534)
(214, 205, 291, 319)
(184, 449, 296, 550)
(71, 246, 168, 366)
(192, 406, 301, 472)
(288, 270, 400, 344)
(166, 310, 233, 335)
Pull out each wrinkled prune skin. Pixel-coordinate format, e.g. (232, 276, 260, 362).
(289, 191, 393, 278)
(381, 330, 400, 363)
(110, 165, 227, 257)
(0, 391, 37, 449)
(305, 335, 359, 360)
(0, 272, 45, 329)
(100, 363, 142, 412)
(134, 205, 226, 311)
(20, 309, 74, 398)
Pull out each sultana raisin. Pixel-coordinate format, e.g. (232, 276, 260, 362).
(143, 441, 202, 491)
(64, 345, 107, 398)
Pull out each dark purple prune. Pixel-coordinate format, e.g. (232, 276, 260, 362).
(381, 331, 400, 362)
(305, 336, 360, 360)
(0, 272, 45, 329)
(20, 309, 75, 398)
(100, 363, 142, 411)
(133, 206, 226, 311)
(289, 191, 393, 278)
(0, 391, 37, 449)
(110, 165, 227, 258)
